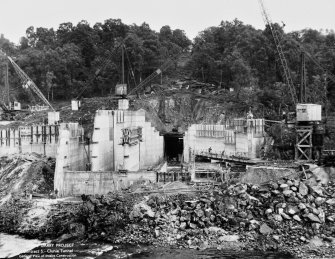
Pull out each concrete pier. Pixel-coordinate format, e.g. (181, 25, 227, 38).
(54, 109, 164, 196)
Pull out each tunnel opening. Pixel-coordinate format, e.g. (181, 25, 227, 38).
(163, 132, 184, 163)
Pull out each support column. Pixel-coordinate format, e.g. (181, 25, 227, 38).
(295, 125, 313, 161)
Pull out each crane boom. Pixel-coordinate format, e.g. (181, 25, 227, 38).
(258, 0, 298, 105)
(7, 56, 55, 111)
(0, 50, 55, 111)
(75, 42, 136, 100)
(127, 58, 174, 97)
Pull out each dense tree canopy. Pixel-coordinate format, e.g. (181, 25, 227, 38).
(0, 19, 191, 101)
(188, 19, 335, 117)
(0, 18, 334, 118)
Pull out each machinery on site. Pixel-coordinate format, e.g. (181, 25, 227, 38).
(0, 59, 24, 120)
(127, 58, 175, 97)
(0, 60, 13, 120)
(258, 0, 298, 106)
(258, 0, 335, 161)
(71, 41, 136, 110)
(0, 49, 55, 118)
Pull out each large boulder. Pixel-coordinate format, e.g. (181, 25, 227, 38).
(306, 213, 321, 223)
(260, 223, 273, 235)
(299, 182, 308, 196)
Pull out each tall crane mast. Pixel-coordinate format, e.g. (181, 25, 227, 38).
(0, 49, 55, 111)
(75, 42, 136, 100)
(258, 0, 298, 105)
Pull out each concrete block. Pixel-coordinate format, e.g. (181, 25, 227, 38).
(48, 112, 60, 125)
(71, 100, 81, 110)
(118, 99, 129, 110)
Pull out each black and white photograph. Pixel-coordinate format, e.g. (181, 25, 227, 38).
(0, 0, 335, 258)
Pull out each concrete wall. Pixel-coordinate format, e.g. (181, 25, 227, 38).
(54, 123, 87, 196)
(91, 110, 115, 171)
(63, 170, 156, 196)
(236, 133, 248, 155)
(143, 122, 164, 167)
(91, 109, 164, 172)
(0, 125, 59, 157)
(54, 109, 164, 196)
(184, 119, 265, 162)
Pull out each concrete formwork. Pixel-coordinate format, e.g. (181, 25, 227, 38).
(184, 119, 265, 162)
(0, 125, 59, 157)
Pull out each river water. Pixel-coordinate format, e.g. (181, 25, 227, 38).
(0, 233, 295, 259)
(0, 233, 47, 258)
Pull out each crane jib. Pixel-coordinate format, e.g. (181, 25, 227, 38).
(0, 50, 55, 111)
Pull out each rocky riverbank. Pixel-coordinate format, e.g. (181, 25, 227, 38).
(1, 169, 335, 258)
(109, 176, 335, 258)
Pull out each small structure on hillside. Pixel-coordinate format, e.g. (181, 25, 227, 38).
(71, 100, 81, 111)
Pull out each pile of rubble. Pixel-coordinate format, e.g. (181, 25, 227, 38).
(1, 164, 334, 257)
(120, 174, 335, 256)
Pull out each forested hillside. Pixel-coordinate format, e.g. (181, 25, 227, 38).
(0, 18, 335, 118)
(188, 19, 335, 117)
(0, 19, 191, 101)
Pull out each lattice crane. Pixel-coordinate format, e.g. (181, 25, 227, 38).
(258, 0, 298, 105)
(74, 41, 137, 100)
(127, 58, 175, 97)
(0, 49, 55, 111)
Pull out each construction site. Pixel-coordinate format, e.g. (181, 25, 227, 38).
(1, 1, 335, 258)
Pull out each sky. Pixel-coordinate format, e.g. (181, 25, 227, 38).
(0, 0, 334, 44)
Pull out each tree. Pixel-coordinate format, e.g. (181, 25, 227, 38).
(171, 29, 191, 51)
(159, 26, 173, 42)
(57, 22, 74, 44)
(11, 17, 334, 110)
